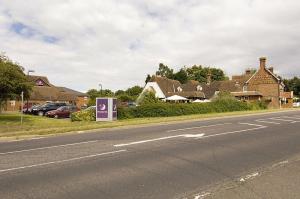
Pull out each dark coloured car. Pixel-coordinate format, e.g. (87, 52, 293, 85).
(45, 105, 78, 118)
(32, 102, 67, 116)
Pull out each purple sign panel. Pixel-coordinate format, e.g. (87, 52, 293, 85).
(97, 98, 108, 119)
(112, 99, 117, 118)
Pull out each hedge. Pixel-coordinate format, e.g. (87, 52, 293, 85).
(71, 99, 267, 121)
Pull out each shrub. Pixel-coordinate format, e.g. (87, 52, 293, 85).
(71, 109, 96, 121)
(71, 93, 267, 121)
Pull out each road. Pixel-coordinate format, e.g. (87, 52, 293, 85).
(1, 110, 300, 199)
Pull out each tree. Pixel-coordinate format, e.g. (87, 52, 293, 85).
(145, 74, 151, 84)
(284, 77, 300, 96)
(155, 63, 174, 79)
(86, 88, 114, 106)
(0, 54, 32, 113)
(125, 85, 143, 96)
(136, 91, 159, 105)
(186, 65, 227, 83)
(174, 69, 188, 84)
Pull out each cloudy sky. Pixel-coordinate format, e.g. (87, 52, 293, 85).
(0, 0, 299, 92)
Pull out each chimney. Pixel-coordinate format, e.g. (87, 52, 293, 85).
(245, 69, 251, 75)
(268, 67, 274, 73)
(207, 71, 212, 85)
(259, 57, 266, 70)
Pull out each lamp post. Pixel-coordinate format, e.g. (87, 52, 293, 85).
(26, 70, 35, 112)
(99, 83, 102, 96)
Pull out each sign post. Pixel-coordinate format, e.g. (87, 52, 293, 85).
(96, 98, 117, 121)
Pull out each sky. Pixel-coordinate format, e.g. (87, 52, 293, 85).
(0, 0, 300, 92)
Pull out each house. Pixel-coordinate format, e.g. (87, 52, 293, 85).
(138, 76, 205, 102)
(3, 75, 88, 111)
(139, 57, 293, 108)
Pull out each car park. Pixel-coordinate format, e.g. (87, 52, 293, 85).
(45, 105, 78, 118)
(32, 102, 67, 116)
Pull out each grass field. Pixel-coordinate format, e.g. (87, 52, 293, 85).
(0, 109, 297, 140)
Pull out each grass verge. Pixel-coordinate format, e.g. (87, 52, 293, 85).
(0, 108, 298, 140)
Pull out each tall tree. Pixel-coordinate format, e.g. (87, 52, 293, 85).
(0, 54, 32, 113)
(155, 63, 174, 79)
(145, 74, 151, 84)
(284, 77, 300, 96)
(174, 69, 188, 84)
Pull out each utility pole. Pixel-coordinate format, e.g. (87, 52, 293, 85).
(26, 70, 35, 112)
(21, 91, 24, 125)
(99, 83, 103, 96)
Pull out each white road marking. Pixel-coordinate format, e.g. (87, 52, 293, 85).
(0, 140, 99, 155)
(195, 123, 267, 140)
(239, 122, 266, 127)
(0, 149, 127, 173)
(240, 172, 259, 182)
(272, 160, 289, 168)
(269, 117, 298, 123)
(283, 116, 300, 120)
(115, 123, 267, 147)
(194, 192, 211, 199)
(114, 134, 205, 147)
(167, 123, 231, 132)
(255, 119, 280, 125)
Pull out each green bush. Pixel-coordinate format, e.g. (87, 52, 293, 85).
(71, 94, 267, 121)
(71, 109, 96, 121)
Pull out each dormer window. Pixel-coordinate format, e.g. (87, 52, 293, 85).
(243, 85, 248, 92)
(196, 85, 203, 91)
(36, 79, 45, 86)
(177, 87, 183, 92)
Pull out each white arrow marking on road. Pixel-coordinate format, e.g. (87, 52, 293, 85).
(114, 134, 205, 147)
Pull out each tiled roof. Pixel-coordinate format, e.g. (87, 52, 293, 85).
(28, 75, 87, 101)
(231, 91, 263, 97)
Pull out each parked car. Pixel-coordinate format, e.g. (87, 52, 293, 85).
(293, 102, 300, 107)
(23, 103, 40, 114)
(32, 102, 67, 116)
(45, 105, 78, 118)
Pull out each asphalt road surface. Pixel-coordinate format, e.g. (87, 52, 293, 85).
(1, 110, 300, 199)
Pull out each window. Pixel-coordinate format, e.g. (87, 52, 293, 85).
(196, 85, 203, 91)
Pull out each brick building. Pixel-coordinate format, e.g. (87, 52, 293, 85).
(139, 57, 293, 108)
(3, 75, 88, 111)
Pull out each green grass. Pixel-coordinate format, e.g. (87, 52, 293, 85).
(0, 108, 297, 140)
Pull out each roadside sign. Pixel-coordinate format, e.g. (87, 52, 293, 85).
(96, 98, 117, 121)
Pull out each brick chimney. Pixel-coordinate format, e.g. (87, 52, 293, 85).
(245, 69, 251, 75)
(259, 57, 266, 70)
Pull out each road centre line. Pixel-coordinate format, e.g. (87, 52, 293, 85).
(0, 140, 99, 155)
(114, 134, 205, 147)
(0, 150, 127, 173)
(166, 123, 232, 132)
(115, 123, 266, 147)
(195, 123, 267, 140)
(255, 119, 280, 125)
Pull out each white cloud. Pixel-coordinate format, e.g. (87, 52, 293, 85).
(0, 0, 300, 92)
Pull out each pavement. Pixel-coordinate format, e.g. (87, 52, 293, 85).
(1, 109, 300, 199)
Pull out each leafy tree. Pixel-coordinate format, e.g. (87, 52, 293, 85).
(137, 91, 159, 105)
(125, 85, 143, 96)
(155, 63, 174, 79)
(174, 69, 188, 84)
(115, 89, 126, 96)
(0, 54, 32, 113)
(86, 88, 114, 106)
(284, 77, 300, 96)
(186, 65, 227, 83)
(145, 74, 151, 84)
